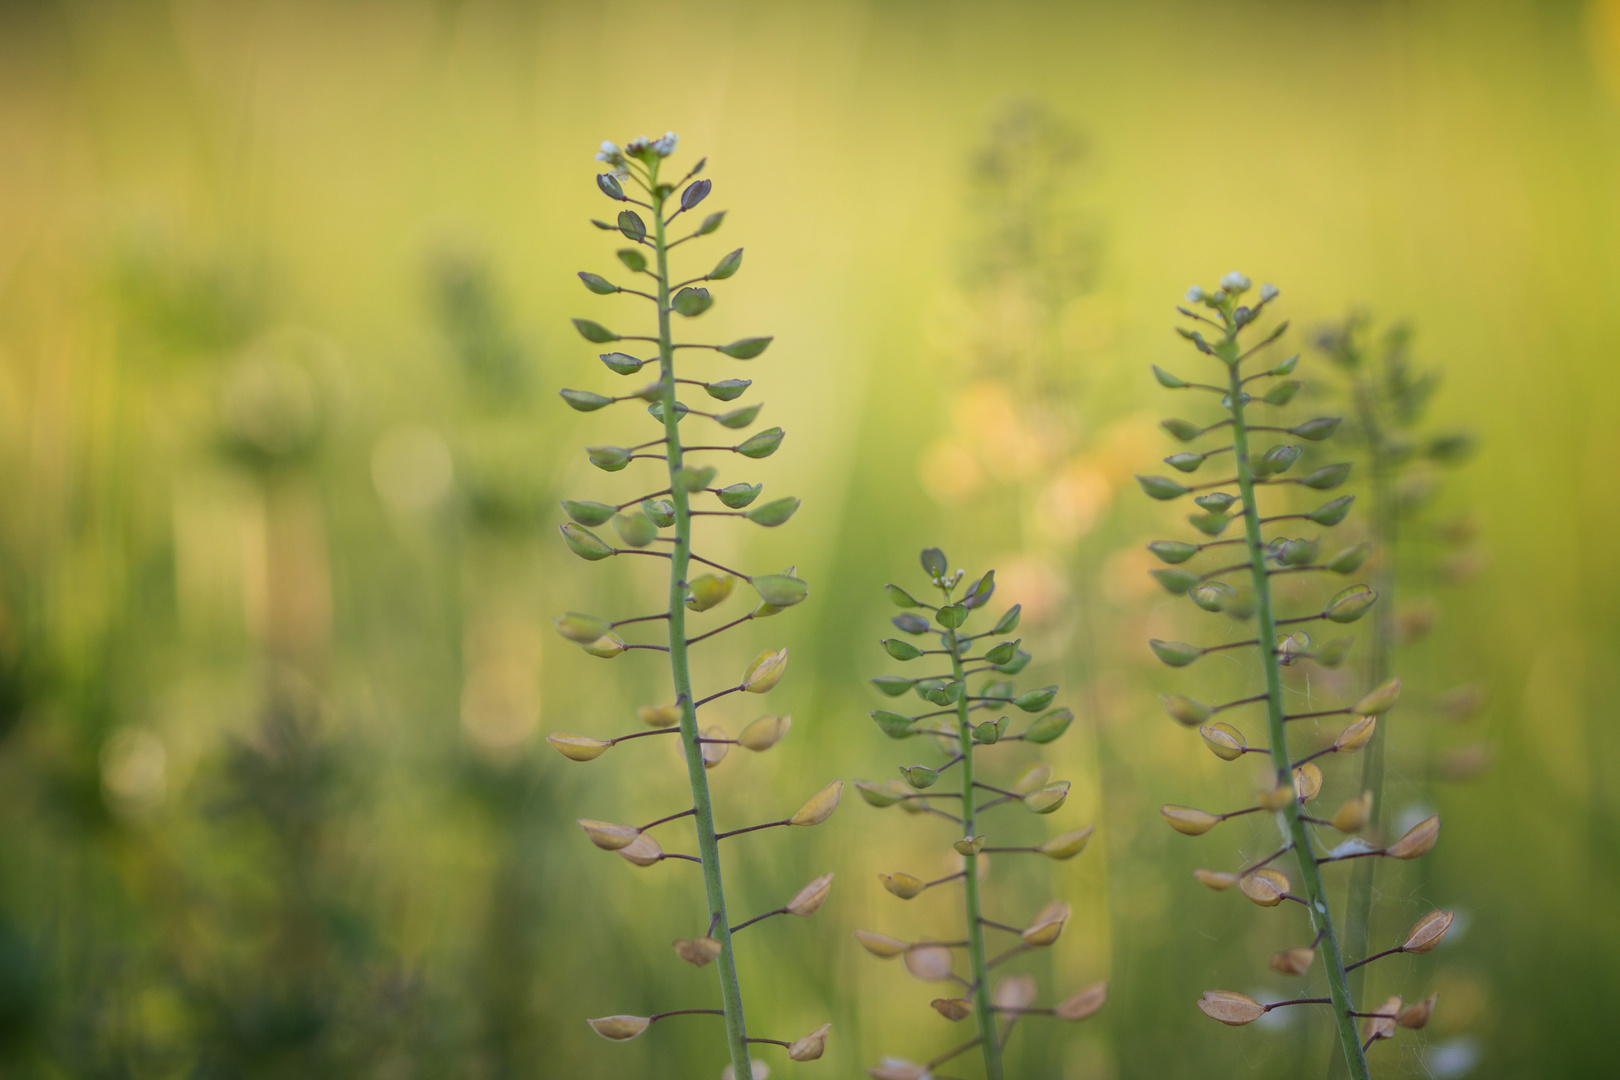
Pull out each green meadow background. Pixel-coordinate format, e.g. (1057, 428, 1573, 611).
(1, 0, 1616, 1077)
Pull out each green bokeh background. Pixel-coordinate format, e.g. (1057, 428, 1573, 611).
(1, 1, 1616, 1077)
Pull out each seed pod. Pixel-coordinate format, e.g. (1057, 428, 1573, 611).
(580, 632, 628, 658)
(972, 717, 1008, 744)
(1324, 584, 1378, 623)
(578, 819, 639, 850)
(547, 733, 611, 762)
(1151, 568, 1201, 595)
(701, 725, 729, 768)
(868, 1061, 926, 1080)
(673, 464, 719, 491)
(745, 496, 800, 527)
(616, 833, 663, 867)
(1162, 694, 1213, 726)
(1009, 763, 1052, 794)
(735, 426, 784, 458)
(1326, 542, 1372, 573)
(572, 318, 620, 343)
(903, 943, 954, 980)
(717, 336, 773, 359)
(791, 780, 844, 826)
(1290, 416, 1342, 441)
(1331, 791, 1374, 833)
(1386, 814, 1440, 859)
(1351, 677, 1402, 716)
(1200, 722, 1248, 761)
(1195, 491, 1238, 512)
(1193, 868, 1239, 891)
(854, 930, 907, 958)
(751, 573, 808, 609)
(1040, 825, 1095, 859)
(900, 764, 940, 789)
(1014, 685, 1058, 712)
(630, 704, 676, 729)
(709, 247, 744, 280)
(1150, 639, 1202, 667)
(1269, 946, 1316, 976)
(953, 835, 985, 856)
(1198, 991, 1266, 1026)
(1054, 981, 1108, 1021)
(673, 937, 722, 967)
(931, 998, 973, 1021)
(561, 499, 617, 526)
(854, 779, 907, 807)
(992, 604, 1022, 633)
(1137, 474, 1191, 500)
(870, 675, 914, 698)
(1148, 540, 1201, 564)
(1240, 867, 1290, 907)
(686, 573, 735, 612)
(1255, 443, 1302, 476)
(1153, 364, 1189, 388)
(993, 975, 1038, 1012)
(1300, 462, 1352, 490)
(1335, 715, 1377, 751)
(1402, 909, 1455, 953)
(553, 613, 610, 644)
(1262, 379, 1301, 405)
(1024, 782, 1070, 814)
(1256, 783, 1295, 810)
(1360, 995, 1401, 1042)
(562, 386, 614, 410)
(1276, 631, 1311, 664)
(738, 714, 791, 751)
(743, 648, 789, 693)
(1293, 762, 1323, 802)
(587, 1015, 650, 1041)
(883, 638, 923, 661)
(1308, 495, 1355, 526)
(1162, 805, 1220, 836)
(870, 711, 915, 739)
(587, 445, 630, 471)
(560, 523, 615, 561)
(599, 350, 645, 374)
(1314, 637, 1355, 668)
(786, 873, 834, 916)
(1161, 417, 1202, 441)
(613, 511, 657, 547)
(1020, 900, 1070, 946)
(787, 1023, 831, 1062)
(1396, 995, 1437, 1030)
(1165, 451, 1206, 473)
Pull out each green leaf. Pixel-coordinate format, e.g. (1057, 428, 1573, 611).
(572, 319, 618, 343)
(1299, 462, 1352, 490)
(616, 210, 646, 241)
(612, 512, 657, 547)
(560, 500, 615, 526)
(640, 499, 675, 528)
(1148, 540, 1199, 564)
(886, 585, 920, 608)
(1150, 569, 1200, 595)
(736, 427, 784, 458)
(705, 378, 751, 401)
(587, 445, 629, 471)
(871, 675, 914, 697)
(717, 403, 762, 429)
(920, 548, 948, 577)
(1161, 418, 1202, 442)
(696, 210, 725, 236)
(1324, 584, 1378, 623)
(709, 248, 743, 280)
(992, 604, 1021, 634)
(1014, 686, 1058, 713)
(616, 248, 646, 273)
(1290, 416, 1342, 441)
(1326, 542, 1372, 574)
(672, 287, 714, 317)
(901, 765, 940, 789)
(717, 336, 772, 359)
(559, 523, 614, 561)
(745, 497, 800, 527)
(716, 483, 761, 508)
(883, 638, 923, 662)
(599, 351, 645, 374)
(1152, 365, 1188, 388)
(674, 465, 718, 492)
(1307, 495, 1355, 526)
(1165, 452, 1205, 473)
(560, 388, 613, 412)
(1136, 474, 1190, 501)
(935, 603, 968, 629)
(871, 710, 916, 738)
(1262, 379, 1301, 406)
(985, 638, 1020, 665)
(752, 573, 808, 608)
(1024, 707, 1074, 744)
(578, 271, 618, 295)
(1149, 639, 1202, 667)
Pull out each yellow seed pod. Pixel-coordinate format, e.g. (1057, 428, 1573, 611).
(1351, 677, 1402, 716)
(673, 937, 722, 967)
(637, 702, 681, 727)
(1396, 994, 1437, 1030)
(587, 1014, 650, 1041)
(1011, 763, 1053, 795)
(953, 835, 985, 856)
(580, 632, 628, 659)
(1334, 715, 1377, 752)
(1240, 867, 1290, 907)
(616, 833, 663, 867)
(701, 724, 730, 768)
(738, 714, 792, 751)
(993, 974, 1038, 1011)
(1199, 722, 1248, 761)
(1054, 981, 1108, 1021)
(1023, 782, 1070, 814)
(881, 872, 926, 900)
(853, 930, 907, 958)
(1293, 762, 1323, 803)
(577, 818, 639, 851)
(1020, 900, 1070, 946)
(686, 573, 734, 612)
(1256, 783, 1295, 811)
(1040, 825, 1095, 859)
(1161, 805, 1220, 835)
(1197, 990, 1265, 1026)
(930, 998, 973, 1021)
(1331, 791, 1374, 833)
(791, 780, 844, 826)
(1360, 995, 1402, 1042)
(1387, 814, 1440, 859)
(786, 873, 834, 917)
(1402, 910, 1455, 953)
(742, 647, 789, 693)
(547, 733, 611, 762)
(903, 943, 954, 981)
(867, 1060, 926, 1080)
(786, 1022, 831, 1062)
(1269, 946, 1316, 976)
(1193, 868, 1239, 891)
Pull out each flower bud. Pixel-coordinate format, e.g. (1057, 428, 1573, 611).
(547, 733, 611, 762)
(786, 873, 834, 916)
(901, 764, 940, 789)
(1396, 995, 1437, 1030)
(701, 725, 729, 768)
(686, 573, 735, 612)
(1039, 824, 1095, 858)
(791, 780, 844, 826)
(578, 819, 639, 850)
(1198, 990, 1265, 1026)
(1161, 805, 1220, 835)
(616, 833, 663, 867)
(1150, 639, 1202, 667)
(587, 1015, 650, 1041)
(1024, 782, 1070, 814)
(554, 613, 610, 644)
(1351, 677, 1401, 716)
(1386, 814, 1440, 859)
(559, 523, 615, 561)
(931, 998, 973, 1021)
(954, 835, 985, 856)
(1240, 867, 1289, 907)
(1270, 946, 1316, 976)
(742, 648, 789, 693)
(1200, 722, 1248, 761)
(854, 930, 907, 958)
(673, 937, 722, 967)
(1162, 694, 1213, 726)
(1402, 909, 1454, 953)
(1193, 868, 1239, 891)
(738, 714, 791, 751)
(1055, 981, 1108, 1021)
(1137, 474, 1191, 500)
(787, 1023, 831, 1062)
(1331, 791, 1373, 833)
(882, 872, 925, 900)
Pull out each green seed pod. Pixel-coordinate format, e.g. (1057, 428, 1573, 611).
(870, 675, 914, 697)
(855, 779, 906, 806)
(1276, 630, 1311, 664)
(752, 573, 808, 608)
(736, 427, 785, 458)
(705, 378, 751, 401)
(580, 632, 627, 658)
(645, 399, 689, 423)
(716, 482, 761, 508)
(979, 679, 1014, 702)
(598, 351, 646, 374)
(1153, 365, 1189, 388)
(554, 613, 611, 644)
(921, 681, 963, 706)
(1187, 511, 1231, 536)
(1271, 352, 1300, 375)
(1161, 418, 1202, 442)
(1150, 568, 1200, 595)
(1299, 462, 1352, 490)
(587, 445, 630, 471)
(615, 248, 645, 273)
(612, 512, 657, 547)
(695, 210, 725, 236)
(1194, 492, 1237, 512)
(560, 523, 615, 561)
(961, 570, 996, 609)
(920, 548, 948, 577)
(717, 337, 773, 359)
(641, 498, 675, 527)
(1270, 537, 1318, 567)
(886, 585, 921, 608)
(579, 271, 618, 295)
(673, 465, 718, 492)
(1262, 379, 1301, 405)
(1149, 540, 1200, 564)
(717, 403, 762, 429)
(561, 388, 614, 411)
(686, 574, 735, 612)
(1314, 637, 1354, 668)
(745, 497, 801, 527)
(1324, 584, 1378, 623)
(1137, 475, 1190, 500)
(901, 765, 940, 789)
(972, 716, 1008, 744)
(1326, 542, 1372, 573)
(1165, 452, 1206, 473)
(1024, 707, 1074, 744)
(892, 613, 929, 634)
(672, 286, 713, 317)
(1351, 677, 1402, 716)
(1014, 686, 1058, 713)
(709, 248, 743, 280)
(616, 209, 646, 241)
(883, 638, 923, 662)
(1024, 781, 1070, 814)
(913, 678, 946, 700)
(1190, 581, 1233, 612)
(1290, 416, 1342, 441)
(1161, 693, 1212, 726)
(871, 710, 916, 738)
(1222, 585, 1256, 620)
(995, 650, 1032, 674)
(572, 318, 619, 343)
(561, 500, 616, 526)
(1150, 639, 1202, 667)
(936, 603, 968, 629)
(992, 604, 1022, 633)
(1254, 443, 1302, 477)
(1307, 495, 1355, 525)
(596, 173, 626, 201)
(984, 639, 1020, 664)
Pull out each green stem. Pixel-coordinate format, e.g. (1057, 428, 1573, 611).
(1226, 353, 1370, 1080)
(943, 592, 1004, 1080)
(652, 164, 752, 1079)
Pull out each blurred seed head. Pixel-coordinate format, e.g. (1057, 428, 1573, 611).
(1197, 990, 1265, 1026)
(993, 974, 1038, 1012)
(577, 819, 639, 850)
(1402, 910, 1455, 953)
(587, 1014, 650, 1041)
(547, 733, 610, 761)
(931, 997, 973, 1021)
(1193, 868, 1239, 891)
(1387, 814, 1440, 859)
(786, 873, 834, 916)
(738, 714, 792, 751)
(1331, 791, 1374, 833)
(1054, 981, 1108, 1020)
(903, 942, 955, 981)
(1397, 994, 1438, 1030)
(1269, 946, 1316, 976)
(701, 725, 730, 768)
(1161, 805, 1220, 835)
(881, 872, 926, 900)
(673, 937, 722, 967)
(854, 930, 907, 958)
(791, 780, 844, 826)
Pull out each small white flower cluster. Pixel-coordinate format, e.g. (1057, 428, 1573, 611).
(1185, 273, 1279, 308)
(595, 132, 680, 175)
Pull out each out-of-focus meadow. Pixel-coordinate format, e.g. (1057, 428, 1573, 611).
(1, 0, 1618, 1077)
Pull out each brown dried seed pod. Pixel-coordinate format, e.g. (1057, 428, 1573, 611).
(853, 930, 907, 958)
(786, 873, 834, 916)
(1269, 946, 1316, 976)
(1401, 910, 1455, 953)
(903, 943, 955, 982)
(1054, 981, 1108, 1021)
(787, 1022, 831, 1061)
(673, 937, 722, 967)
(1197, 990, 1266, 1026)
(992, 974, 1038, 1012)
(1360, 995, 1402, 1043)
(930, 997, 973, 1021)
(1162, 805, 1221, 835)
(1386, 814, 1440, 859)
(1396, 994, 1437, 1029)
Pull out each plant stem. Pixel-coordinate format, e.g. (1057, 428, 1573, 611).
(943, 591, 1004, 1080)
(652, 163, 753, 1079)
(1227, 355, 1370, 1080)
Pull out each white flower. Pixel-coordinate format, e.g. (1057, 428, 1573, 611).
(1219, 271, 1251, 293)
(599, 141, 619, 156)
(1185, 286, 1205, 303)
(1260, 283, 1279, 301)
(652, 131, 679, 156)
(625, 135, 652, 155)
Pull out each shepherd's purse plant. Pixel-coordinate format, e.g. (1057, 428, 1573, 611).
(853, 548, 1105, 1080)
(1137, 274, 1452, 1079)
(546, 132, 839, 1079)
